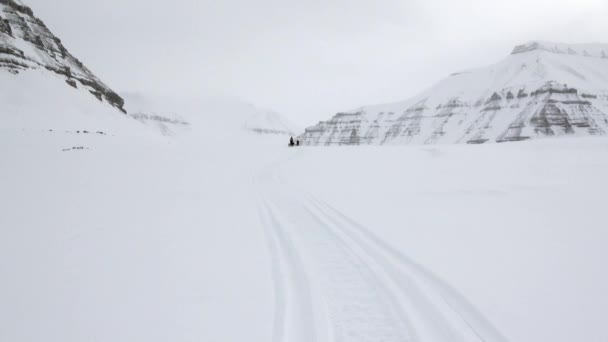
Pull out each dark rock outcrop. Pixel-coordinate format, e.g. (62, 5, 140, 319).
(0, 15, 12, 36)
(517, 89, 528, 99)
(65, 78, 77, 88)
(0, 0, 34, 16)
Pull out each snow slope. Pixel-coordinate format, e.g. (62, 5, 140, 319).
(300, 41, 608, 145)
(0, 68, 147, 135)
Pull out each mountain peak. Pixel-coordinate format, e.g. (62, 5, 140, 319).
(511, 41, 608, 58)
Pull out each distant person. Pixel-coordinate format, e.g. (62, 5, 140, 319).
(296, 140, 300, 146)
(289, 137, 295, 147)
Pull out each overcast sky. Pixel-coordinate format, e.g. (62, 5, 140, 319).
(27, 0, 608, 125)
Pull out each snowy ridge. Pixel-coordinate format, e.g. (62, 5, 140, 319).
(129, 112, 190, 137)
(244, 109, 298, 136)
(121, 93, 191, 137)
(512, 41, 608, 58)
(300, 42, 608, 145)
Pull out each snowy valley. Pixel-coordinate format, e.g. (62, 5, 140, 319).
(2, 1, 608, 342)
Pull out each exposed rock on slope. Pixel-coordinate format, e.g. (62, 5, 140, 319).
(129, 113, 190, 137)
(300, 41, 608, 145)
(122, 92, 297, 137)
(243, 109, 298, 135)
(0, 0, 125, 113)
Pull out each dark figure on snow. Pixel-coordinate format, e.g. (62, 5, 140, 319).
(296, 140, 300, 146)
(289, 137, 295, 147)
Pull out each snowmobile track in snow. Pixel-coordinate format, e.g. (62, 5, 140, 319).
(258, 197, 318, 342)
(254, 153, 508, 342)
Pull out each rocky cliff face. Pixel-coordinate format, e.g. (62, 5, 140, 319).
(300, 41, 608, 145)
(0, 0, 125, 113)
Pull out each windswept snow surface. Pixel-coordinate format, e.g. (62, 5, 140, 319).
(1, 117, 608, 342)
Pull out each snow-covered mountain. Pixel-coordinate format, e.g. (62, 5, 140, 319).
(0, 0, 138, 133)
(243, 109, 299, 136)
(123, 92, 298, 137)
(300, 41, 608, 145)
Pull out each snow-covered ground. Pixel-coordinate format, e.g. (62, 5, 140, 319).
(1, 117, 607, 341)
(279, 138, 608, 342)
